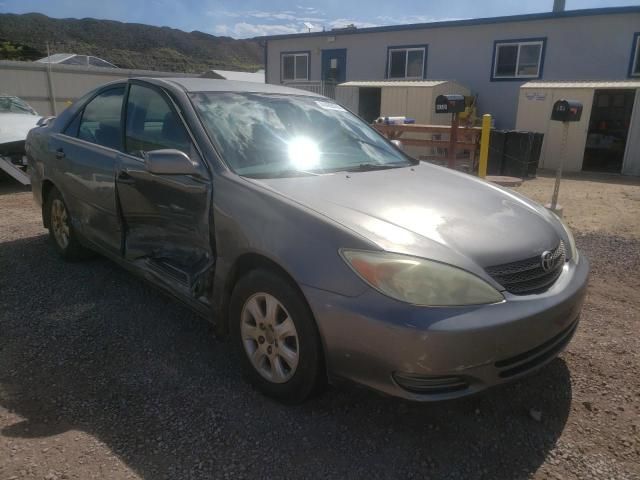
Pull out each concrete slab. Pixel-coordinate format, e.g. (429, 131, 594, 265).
(486, 175, 523, 187)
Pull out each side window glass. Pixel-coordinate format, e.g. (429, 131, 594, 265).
(77, 87, 125, 150)
(125, 84, 192, 157)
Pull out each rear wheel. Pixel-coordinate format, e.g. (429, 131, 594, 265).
(46, 188, 91, 261)
(230, 269, 324, 403)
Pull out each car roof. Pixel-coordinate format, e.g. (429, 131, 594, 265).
(136, 77, 323, 97)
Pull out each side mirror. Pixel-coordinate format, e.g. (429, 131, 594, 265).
(391, 139, 404, 151)
(36, 116, 56, 127)
(144, 149, 199, 176)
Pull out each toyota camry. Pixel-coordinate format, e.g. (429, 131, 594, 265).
(26, 78, 589, 403)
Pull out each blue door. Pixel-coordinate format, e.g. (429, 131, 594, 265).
(321, 49, 347, 83)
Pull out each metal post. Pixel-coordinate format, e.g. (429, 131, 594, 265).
(448, 113, 459, 169)
(550, 122, 569, 211)
(478, 114, 492, 178)
(45, 42, 58, 116)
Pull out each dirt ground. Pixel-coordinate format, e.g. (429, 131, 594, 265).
(0, 172, 639, 480)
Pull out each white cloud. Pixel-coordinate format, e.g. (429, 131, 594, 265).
(213, 22, 303, 38)
(210, 8, 447, 39)
(328, 18, 379, 29)
(376, 15, 466, 25)
(213, 9, 326, 23)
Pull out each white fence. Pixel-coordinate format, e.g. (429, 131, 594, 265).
(282, 81, 336, 99)
(0, 60, 195, 116)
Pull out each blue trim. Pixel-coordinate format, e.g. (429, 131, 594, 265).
(262, 7, 640, 40)
(279, 50, 311, 83)
(629, 32, 640, 78)
(321, 48, 347, 82)
(385, 44, 428, 79)
(490, 37, 547, 82)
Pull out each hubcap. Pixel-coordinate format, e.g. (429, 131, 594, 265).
(240, 292, 299, 384)
(51, 199, 70, 249)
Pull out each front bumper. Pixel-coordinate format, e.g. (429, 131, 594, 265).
(303, 254, 589, 401)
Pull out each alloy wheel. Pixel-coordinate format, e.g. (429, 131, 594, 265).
(240, 292, 300, 384)
(51, 198, 70, 250)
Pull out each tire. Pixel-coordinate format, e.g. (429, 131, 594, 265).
(229, 269, 325, 403)
(45, 188, 91, 261)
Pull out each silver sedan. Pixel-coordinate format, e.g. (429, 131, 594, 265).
(26, 78, 589, 403)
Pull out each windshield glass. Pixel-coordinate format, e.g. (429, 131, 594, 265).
(190, 92, 413, 178)
(0, 96, 38, 115)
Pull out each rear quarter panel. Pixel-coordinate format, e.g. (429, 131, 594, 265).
(25, 125, 53, 207)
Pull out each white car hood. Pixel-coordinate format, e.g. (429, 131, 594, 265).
(0, 113, 41, 144)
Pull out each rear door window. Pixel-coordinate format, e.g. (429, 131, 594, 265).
(77, 87, 125, 150)
(124, 84, 192, 157)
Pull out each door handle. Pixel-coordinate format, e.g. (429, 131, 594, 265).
(55, 148, 65, 159)
(118, 170, 135, 184)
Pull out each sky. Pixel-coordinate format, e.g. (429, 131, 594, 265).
(0, 0, 638, 38)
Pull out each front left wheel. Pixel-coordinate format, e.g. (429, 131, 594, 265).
(229, 269, 325, 403)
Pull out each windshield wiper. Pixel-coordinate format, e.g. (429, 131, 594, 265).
(343, 163, 406, 172)
(243, 168, 322, 179)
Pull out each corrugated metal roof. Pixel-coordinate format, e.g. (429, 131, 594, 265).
(36, 53, 117, 68)
(338, 80, 450, 88)
(36, 53, 75, 63)
(522, 80, 640, 89)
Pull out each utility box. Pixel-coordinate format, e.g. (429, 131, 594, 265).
(435, 94, 466, 114)
(551, 99, 583, 122)
(335, 80, 470, 124)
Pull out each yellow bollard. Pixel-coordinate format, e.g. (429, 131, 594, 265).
(478, 114, 491, 178)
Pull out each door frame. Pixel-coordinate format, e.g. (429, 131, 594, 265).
(584, 88, 636, 174)
(115, 80, 215, 301)
(321, 48, 347, 83)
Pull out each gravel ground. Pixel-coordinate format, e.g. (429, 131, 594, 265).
(1, 176, 639, 480)
(513, 170, 640, 239)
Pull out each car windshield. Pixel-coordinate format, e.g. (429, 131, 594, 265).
(0, 96, 38, 115)
(190, 92, 414, 178)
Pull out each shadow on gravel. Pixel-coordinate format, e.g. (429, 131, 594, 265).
(0, 234, 572, 479)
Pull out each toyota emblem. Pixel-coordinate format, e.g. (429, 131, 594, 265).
(540, 251, 555, 272)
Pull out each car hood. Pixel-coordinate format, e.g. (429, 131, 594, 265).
(0, 113, 41, 144)
(253, 163, 563, 270)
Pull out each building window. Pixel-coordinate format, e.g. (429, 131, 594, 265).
(492, 39, 545, 80)
(281, 52, 309, 81)
(630, 33, 640, 77)
(387, 46, 427, 79)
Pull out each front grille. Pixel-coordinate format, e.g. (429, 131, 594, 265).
(486, 242, 566, 295)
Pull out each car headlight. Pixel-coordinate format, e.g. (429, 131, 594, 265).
(555, 215, 578, 262)
(340, 250, 504, 306)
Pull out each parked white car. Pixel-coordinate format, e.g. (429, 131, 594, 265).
(0, 95, 42, 184)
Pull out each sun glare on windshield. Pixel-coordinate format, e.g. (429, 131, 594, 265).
(287, 137, 320, 170)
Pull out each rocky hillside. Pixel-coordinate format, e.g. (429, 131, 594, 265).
(0, 12, 263, 73)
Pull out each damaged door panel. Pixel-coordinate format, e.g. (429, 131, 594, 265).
(116, 83, 214, 303)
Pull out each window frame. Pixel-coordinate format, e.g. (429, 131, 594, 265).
(121, 80, 204, 165)
(75, 85, 126, 151)
(629, 32, 640, 78)
(385, 45, 428, 80)
(61, 87, 122, 142)
(280, 51, 310, 82)
(491, 38, 546, 81)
